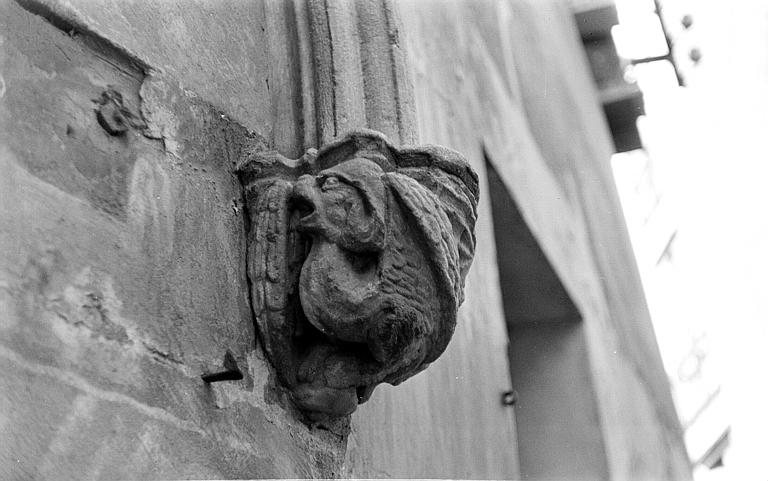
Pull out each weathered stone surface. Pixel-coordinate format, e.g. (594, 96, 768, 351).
(238, 130, 479, 420)
(0, 1, 346, 478)
(12, 0, 416, 158)
(1, 0, 691, 479)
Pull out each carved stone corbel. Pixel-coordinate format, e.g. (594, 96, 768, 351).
(237, 130, 478, 421)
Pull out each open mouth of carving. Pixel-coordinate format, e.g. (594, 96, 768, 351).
(291, 194, 316, 224)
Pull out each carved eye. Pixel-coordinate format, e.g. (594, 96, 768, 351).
(320, 175, 341, 191)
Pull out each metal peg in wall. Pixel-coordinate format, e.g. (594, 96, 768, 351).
(501, 390, 518, 407)
(202, 350, 243, 383)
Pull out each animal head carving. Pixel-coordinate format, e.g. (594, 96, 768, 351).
(238, 130, 478, 421)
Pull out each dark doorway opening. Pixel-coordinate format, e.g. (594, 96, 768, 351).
(485, 155, 610, 480)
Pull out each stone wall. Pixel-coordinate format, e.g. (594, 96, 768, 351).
(0, 0, 691, 479)
(0, 1, 346, 478)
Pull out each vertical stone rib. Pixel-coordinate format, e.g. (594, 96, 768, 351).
(326, 0, 367, 136)
(382, 0, 417, 145)
(356, 0, 399, 141)
(308, 0, 336, 144)
(305, 0, 416, 147)
(292, 0, 318, 151)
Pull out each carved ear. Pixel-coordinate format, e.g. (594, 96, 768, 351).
(393, 166, 478, 297)
(384, 172, 462, 360)
(392, 144, 479, 296)
(396, 144, 479, 201)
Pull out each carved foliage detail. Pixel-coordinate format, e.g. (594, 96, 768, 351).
(238, 130, 479, 420)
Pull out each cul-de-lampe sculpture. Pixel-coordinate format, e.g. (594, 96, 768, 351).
(237, 130, 478, 421)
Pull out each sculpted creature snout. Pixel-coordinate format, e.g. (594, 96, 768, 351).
(291, 174, 320, 228)
(290, 160, 387, 253)
(290, 161, 388, 350)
